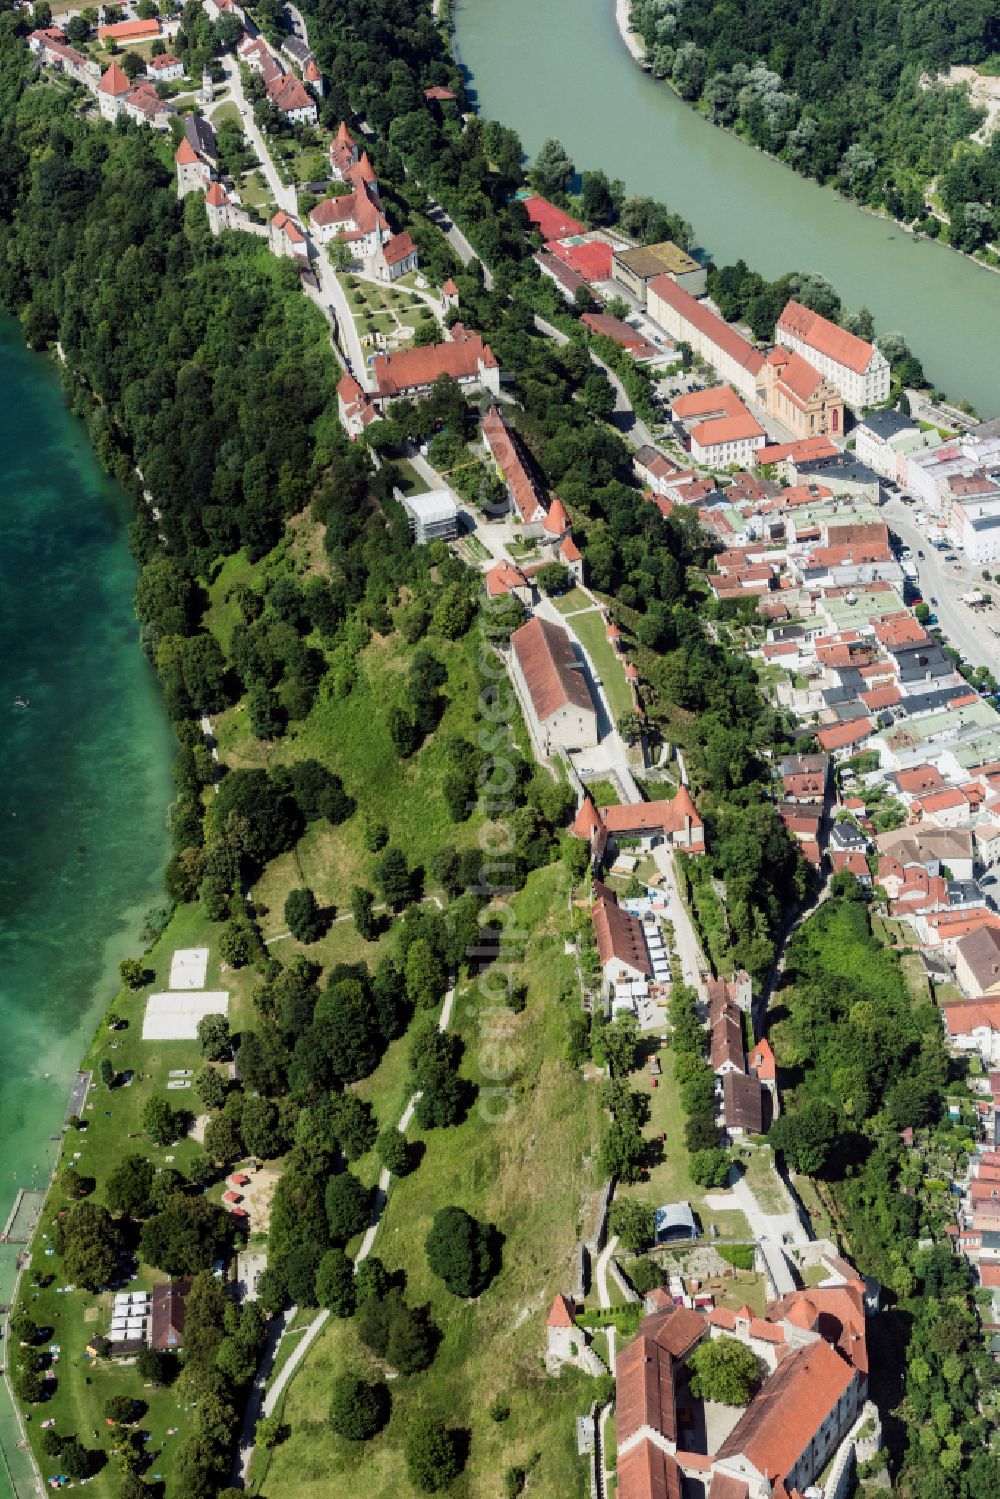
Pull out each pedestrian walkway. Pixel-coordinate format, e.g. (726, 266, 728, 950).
(235, 974, 456, 1481)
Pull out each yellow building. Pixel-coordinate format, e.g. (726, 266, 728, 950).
(761, 347, 844, 441)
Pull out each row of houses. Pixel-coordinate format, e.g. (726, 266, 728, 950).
(29, 28, 181, 129)
(237, 29, 321, 124)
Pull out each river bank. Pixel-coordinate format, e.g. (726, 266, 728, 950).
(614, 0, 644, 63)
(610, 0, 1000, 288)
(454, 0, 1000, 415)
(0, 318, 175, 1495)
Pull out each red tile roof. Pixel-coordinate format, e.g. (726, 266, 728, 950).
(546, 1293, 575, 1327)
(374, 336, 497, 398)
(484, 559, 529, 598)
(522, 195, 585, 240)
(482, 405, 547, 525)
(99, 60, 130, 96)
(205, 182, 228, 207)
(777, 300, 878, 375)
(691, 413, 765, 447)
(382, 231, 417, 267)
(756, 436, 840, 466)
(592, 887, 652, 977)
(582, 310, 656, 352)
(547, 240, 614, 282)
(816, 718, 874, 751)
(715, 1339, 856, 1481)
(99, 17, 159, 39)
(943, 999, 1000, 1036)
(774, 349, 827, 404)
(648, 276, 764, 378)
(271, 210, 304, 243)
(861, 685, 901, 711)
(149, 52, 182, 70)
(617, 1441, 682, 1499)
(749, 1037, 776, 1082)
(269, 72, 315, 113)
(175, 137, 199, 165)
(510, 615, 593, 720)
(616, 1306, 706, 1445)
(543, 495, 570, 536)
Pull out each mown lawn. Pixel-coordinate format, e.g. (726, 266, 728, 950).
(615, 1047, 751, 1243)
(259, 865, 605, 1499)
(550, 588, 594, 617)
(569, 609, 633, 723)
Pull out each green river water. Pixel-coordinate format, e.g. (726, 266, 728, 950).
(0, 315, 174, 1465)
(454, 0, 1000, 416)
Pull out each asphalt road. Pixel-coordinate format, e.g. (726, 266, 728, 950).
(882, 496, 1000, 674)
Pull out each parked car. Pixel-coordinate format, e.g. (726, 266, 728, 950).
(917, 550, 925, 559)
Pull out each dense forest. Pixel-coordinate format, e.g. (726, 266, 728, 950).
(632, 0, 1000, 253)
(770, 880, 1000, 1499)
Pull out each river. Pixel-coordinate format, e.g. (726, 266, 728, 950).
(454, 0, 1000, 417)
(0, 316, 174, 1494)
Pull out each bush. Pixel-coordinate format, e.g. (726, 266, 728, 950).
(328, 1373, 390, 1441)
(284, 886, 326, 944)
(404, 1415, 461, 1492)
(688, 1335, 762, 1405)
(425, 1205, 498, 1298)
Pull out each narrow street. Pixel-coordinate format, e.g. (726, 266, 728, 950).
(426, 199, 494, 289)
(222, 55, 297, 217)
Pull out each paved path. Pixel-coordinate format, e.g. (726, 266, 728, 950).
(652, 844, 707, 998)
(236, 975, 456, 1476)
(312, 250, 369, 385)
(223, 56, 297, 217)
(594, 1233, 618, 1310)
(534, 315, 655, 452)
(233, 1306, 294, 1478)
(605, 1322, 617, 1377)
(426, 199, 494, 289)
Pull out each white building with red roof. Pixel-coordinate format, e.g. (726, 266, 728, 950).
(372, 332, 500, 408)
(267, 71, 317, 124)
(647, 276, 765, 402)
(204, 181, 233, 235)
(484, 560, 533, 607)
(28, 27, 97, 88)
(329, 121, 360, 180)
(146, 52, 185, 82)
(337, 371, 377, 439)
(373, 231, 419, 283)
(309, 184, 389, 257)
(776, 300, 890, 409)
(269, 210, 308, 261)
(482, 405, 548, 531)
(673, 387, 766, 469)
(572, 786, 705, 861)
(510, 615, 598, 752)
(98, 59, 131, 121)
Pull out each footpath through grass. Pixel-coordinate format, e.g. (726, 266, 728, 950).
(261, 865, 606, 1499)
